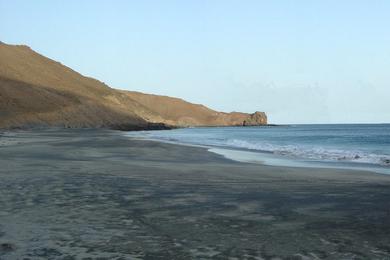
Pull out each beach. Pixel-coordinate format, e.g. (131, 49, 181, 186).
(1, 129, 390, 259)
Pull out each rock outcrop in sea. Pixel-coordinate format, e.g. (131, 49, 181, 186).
(243, 112, 268, 126)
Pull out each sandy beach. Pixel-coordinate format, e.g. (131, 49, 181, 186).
(1, 129, 390, 259)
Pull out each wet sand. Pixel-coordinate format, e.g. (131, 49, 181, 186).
(0, 129, 390, 259)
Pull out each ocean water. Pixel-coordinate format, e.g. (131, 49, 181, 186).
(126, 124, 390, 174)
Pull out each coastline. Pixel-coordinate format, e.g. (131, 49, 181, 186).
(124, 130, 390, 176)
(1, 129, 390, 259)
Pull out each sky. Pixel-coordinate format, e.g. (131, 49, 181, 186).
(1, 0, 390, 124)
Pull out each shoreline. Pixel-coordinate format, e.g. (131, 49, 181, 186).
(1, 129, 390, 259)
(122, 132, 390, 176)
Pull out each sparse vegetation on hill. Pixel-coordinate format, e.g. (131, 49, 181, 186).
(0, 42, 267, 130)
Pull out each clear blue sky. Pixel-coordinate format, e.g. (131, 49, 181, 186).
(1, 0, 390, 124)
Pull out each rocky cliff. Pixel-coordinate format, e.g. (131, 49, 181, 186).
(0, 42, 267, 130)
(243, 112, 268, 126)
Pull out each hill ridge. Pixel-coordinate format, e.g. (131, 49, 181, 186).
(0, 42, 267, 130)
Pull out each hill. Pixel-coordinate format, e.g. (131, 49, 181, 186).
(0, 42, 267, 130)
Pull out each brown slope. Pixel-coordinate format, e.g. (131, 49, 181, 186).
(0, 42, 267, 129)
(123, 91, 267, 126)
(0, 43, 166, 129)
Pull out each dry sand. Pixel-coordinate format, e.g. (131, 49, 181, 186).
(0, 129, 390, 259)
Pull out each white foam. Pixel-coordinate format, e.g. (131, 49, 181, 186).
(125, 129, 390, 171)
(223, 139, 390, 167)
(208, 147, 390, 175)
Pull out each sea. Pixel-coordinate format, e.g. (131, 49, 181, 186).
(126, 124, 390, 175)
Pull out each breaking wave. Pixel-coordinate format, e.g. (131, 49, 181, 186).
(224, 139, 390, 166)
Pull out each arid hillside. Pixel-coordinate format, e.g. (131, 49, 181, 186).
(123, 91, 267, 127)
(0, 42, 267, 130)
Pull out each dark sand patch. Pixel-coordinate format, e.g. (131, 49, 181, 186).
(1, 129, 390, 259)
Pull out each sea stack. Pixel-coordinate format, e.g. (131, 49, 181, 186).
(243, 111, 268, 126)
